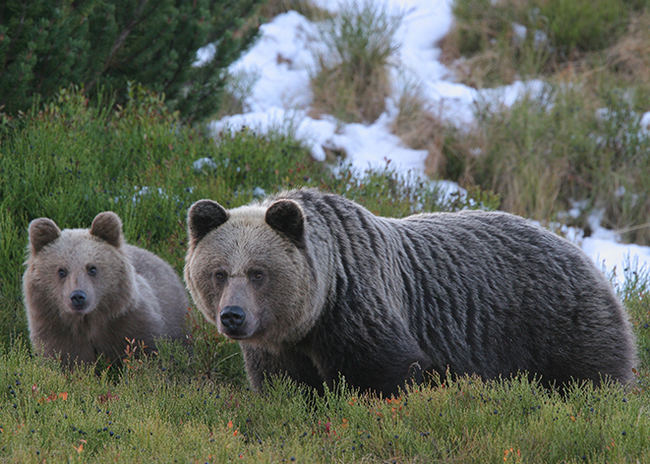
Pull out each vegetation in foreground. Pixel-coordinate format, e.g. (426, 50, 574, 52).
(0, 86, 648, 463)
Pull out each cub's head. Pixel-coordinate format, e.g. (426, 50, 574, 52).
(25, 212, 131, 318)
(185, 198, 315, 350)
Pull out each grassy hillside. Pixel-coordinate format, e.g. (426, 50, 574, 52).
(1, 0, 649, 459)
(436, 0, 650, 245)
(0, 84, 648, 463)
(305, 0, 649, 244)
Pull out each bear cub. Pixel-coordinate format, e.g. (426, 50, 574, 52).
(23, 211, 189, 366)
(185, 189, 637, 395)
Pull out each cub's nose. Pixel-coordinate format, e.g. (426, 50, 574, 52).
(70, 290, 87, 310)
(220, 305, 246, 331)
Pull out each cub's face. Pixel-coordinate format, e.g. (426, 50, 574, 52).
(185, 200, 314, 349)
(25, 212, 129, 318)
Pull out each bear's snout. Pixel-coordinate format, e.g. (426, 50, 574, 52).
(220, 305, 246, 334)
(69, 290, 88, 311)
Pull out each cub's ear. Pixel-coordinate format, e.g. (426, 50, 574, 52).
(265, 199, 305, 247)
(187, 199, 229, 247)
(90, 212, 123, 248)
(28, 218, 61, 254)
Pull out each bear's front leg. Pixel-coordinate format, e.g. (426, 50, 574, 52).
(241, 345, 324, 393)
(313, 336, 432, 397)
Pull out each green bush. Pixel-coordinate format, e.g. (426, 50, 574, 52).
(541, 0, 630, 56)
(0, 0, 263, 122)
(445, 0, 644, 86)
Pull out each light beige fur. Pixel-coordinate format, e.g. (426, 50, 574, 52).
(23, 212, 189, 366)
(185, 203, 320, 351)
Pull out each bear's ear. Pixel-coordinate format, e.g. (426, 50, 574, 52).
(187, 199, 229, 247)
(28, 218, 61, 254)
(265, 199, 305, 247)
(90, 212, 123, 248)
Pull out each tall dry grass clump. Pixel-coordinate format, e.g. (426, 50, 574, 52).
(310, 0, 401, 123)
(391, 81, 450, 178)
(605, 8, 650, 88)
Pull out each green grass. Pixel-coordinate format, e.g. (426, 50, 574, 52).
(440, 0, 647, 87)
(1, 324, 649, 462)
(0, 87, 649, 462)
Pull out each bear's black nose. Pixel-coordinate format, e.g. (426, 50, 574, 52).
(220, 305, 246, 330)
(70, 290, 87, 310)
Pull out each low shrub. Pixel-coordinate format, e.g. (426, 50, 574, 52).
(541, 0, 630, 57)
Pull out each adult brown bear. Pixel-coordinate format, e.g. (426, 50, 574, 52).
(185, 189, 637, 395)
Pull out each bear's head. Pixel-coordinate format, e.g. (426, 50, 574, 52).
(25, 212, 132, 319)
(185, 199, 317, 350)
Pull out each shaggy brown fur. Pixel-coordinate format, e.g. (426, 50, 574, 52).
(23, 212, 189, 366)
(185, 189, 637, 395)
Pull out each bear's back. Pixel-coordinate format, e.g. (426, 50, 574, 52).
(288, 190, 636, 386)
(125, 245, 188, 339)
(394, 210, 635, 384)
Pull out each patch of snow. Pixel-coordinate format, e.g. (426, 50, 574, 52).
(200, 0, 649, 279)
(194, 43, 216, 66)
(640, 111, 650, 134)
(229, 11, 318, 113)
(252, 187, 266, 198)
(131, 186, 167, 204)
(193, 157, 217, 172)
(433, 180, 466, 204)
(512, 22, 527, 44)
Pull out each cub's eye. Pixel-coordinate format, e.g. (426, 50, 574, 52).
(249, 270, 264, 282)
(87, 265, 97, 276)
(58, 268, 67, 279)
(214, 271, 227, 283)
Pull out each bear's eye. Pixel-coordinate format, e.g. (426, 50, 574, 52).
(58, 268, 68, 279)
(87, 265, 97, 277)
(214, 270, 228, 283)
(249, 270, 264, 283)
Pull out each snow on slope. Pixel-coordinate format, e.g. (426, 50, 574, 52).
(202, 0, 650, 280)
